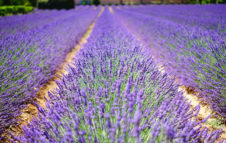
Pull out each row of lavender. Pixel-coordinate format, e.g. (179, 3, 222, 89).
(0, 5, 95, 37)
(15, 9, 222, 142)
(121, 5, 225, 32)
(0, 6, 100, 138)
(113, 5, 226, 118)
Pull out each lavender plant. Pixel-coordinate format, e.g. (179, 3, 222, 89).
(16, 9, 222, 143)
(0, 7, 100, 138)
(114, 5, 226, 119)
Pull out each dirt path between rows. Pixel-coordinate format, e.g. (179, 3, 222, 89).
(1, 7, 104, 143)
(159, 65, 226, 142)
(109, 6, 225, 142)
(150, 43, 225, 143)
(151, 46, 225, 143)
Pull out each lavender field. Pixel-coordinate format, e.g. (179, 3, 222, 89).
(0, 5, 225, 143)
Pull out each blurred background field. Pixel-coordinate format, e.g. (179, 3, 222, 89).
(0, 0, 225, 16)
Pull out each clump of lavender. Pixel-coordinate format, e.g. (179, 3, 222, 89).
(114, 5, 226, 118)
(16, 9, 222, 143)
(0, 7, 101, 138)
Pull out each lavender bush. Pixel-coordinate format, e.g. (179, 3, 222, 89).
(114, 5, 226, 119)
(16, 9, 222, 143)
(0, 6, 100, 138)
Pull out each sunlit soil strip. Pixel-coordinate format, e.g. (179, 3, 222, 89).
(157, 64, 215, 120)
(178, 86, 226, 142)
(2, 7, 105, 143)
(157, 62, 226, 142)
(109, 6, 114, 14)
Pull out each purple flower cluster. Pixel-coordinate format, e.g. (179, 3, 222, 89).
(16, 9, 222, 142)
(0, 6, 100, 137)
(114, 5, 226, 118)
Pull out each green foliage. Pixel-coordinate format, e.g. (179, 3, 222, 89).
(0, 0, 3, 6)
(0, 5, 33, 16)
(92, 0, 100, 5)
(39, 0, 75, 9)
(2, 0, 31, 5)
(0, 0, 37, 6)
(29, 0, 37, 6)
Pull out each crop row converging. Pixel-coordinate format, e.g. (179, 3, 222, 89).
(0, 5, 225, 143)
